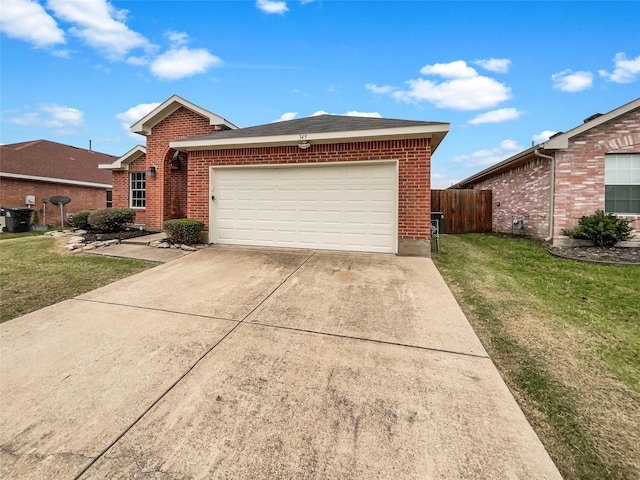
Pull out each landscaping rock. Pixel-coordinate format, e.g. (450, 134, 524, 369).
(63, 244, 79, 251)
(67, 236, 86, 244)
(157, 242, 171, 249)
(82, 244, 97, 251)
(180, 245, 197, 251)
(104, 239, 120, 246)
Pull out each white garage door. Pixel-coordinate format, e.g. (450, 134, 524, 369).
(211, 162, 396, 253)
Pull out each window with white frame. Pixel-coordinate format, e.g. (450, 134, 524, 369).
(130, 172, 146, 208)
(605, 154, 640, 214)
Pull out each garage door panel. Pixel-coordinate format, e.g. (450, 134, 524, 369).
(212, 163, 396, 253)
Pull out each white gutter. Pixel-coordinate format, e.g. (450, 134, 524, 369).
(535, 148, 556, 241)
(0, 172, 111, 189)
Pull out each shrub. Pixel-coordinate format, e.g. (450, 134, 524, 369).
(562, 210, 632, 247)
(163, 219, 204, 245)
(88, 208, 136, 233)
(70, 210, 92, 229)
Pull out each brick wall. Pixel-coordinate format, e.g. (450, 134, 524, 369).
(187, 138, 432, 241)
(464, 107, 640, 241)
(474, 157, 552, 238)
(111, 153, 149, 226)
(144, 107, 220, 230)
(0, 177, 109, 227)
(554, 108, 640, 235)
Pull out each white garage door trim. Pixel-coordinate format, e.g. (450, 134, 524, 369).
(209, 160, 398, 253)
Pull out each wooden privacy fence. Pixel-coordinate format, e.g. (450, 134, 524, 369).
(431, 189, 493, 234)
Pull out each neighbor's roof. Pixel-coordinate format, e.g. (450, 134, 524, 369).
(131, 94, 238, 136)
(170, 114, 450, 152)
(0, 139, 114, 187)
(451, 97, 640, 189)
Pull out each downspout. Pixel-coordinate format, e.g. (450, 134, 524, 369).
(535, 148, 555, 241)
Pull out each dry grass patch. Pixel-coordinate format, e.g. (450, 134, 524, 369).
(0, 236, 159, 323)
(433, 234, 639, 480)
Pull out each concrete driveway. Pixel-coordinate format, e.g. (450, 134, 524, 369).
(1, 246, 562, 479)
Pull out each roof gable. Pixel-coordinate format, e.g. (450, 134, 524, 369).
(451, 97, 640, 188)
(99, 145, 146, 171)
(171, 114, 450, 151)
(131, 94, 238, 135)
(544, 97, 640, 149)
(0, 139, 114, 186)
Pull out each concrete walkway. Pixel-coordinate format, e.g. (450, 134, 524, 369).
(0, 246, 562, 479)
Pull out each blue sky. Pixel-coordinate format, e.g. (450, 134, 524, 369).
(1, 0, 639, 188)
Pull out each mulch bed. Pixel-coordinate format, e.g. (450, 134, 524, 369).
(81, 229, 160, 243)
(549, 246, 640, 265)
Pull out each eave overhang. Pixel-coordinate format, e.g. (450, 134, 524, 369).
(170, 123, 450, 152)
(99, 145, 146, 171)
(130, 94, 238, 136)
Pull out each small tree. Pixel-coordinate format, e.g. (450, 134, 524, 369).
(562, 210, 632, 247)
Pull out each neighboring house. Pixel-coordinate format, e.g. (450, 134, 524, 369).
(100, 95, 449, 255)
(450, 98, 640, 245)
(0, 140, 114, 227)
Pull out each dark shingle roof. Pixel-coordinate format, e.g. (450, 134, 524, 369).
(181, 114, 448, 142)
(0, 140, 114, 185)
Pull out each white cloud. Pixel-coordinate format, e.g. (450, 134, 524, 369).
(115, 102, 160, 137)
(393, 76, 511, 110)
(312, 110, 328, 116)
(7, 103, 84, 133)
(256, 0, 288, 14)
(365, 83, 396, 94)
(47, 0, 154, 59)
(0, 0, 65, 48)
(473, 58, 511, 74)
(532, 130, 557, 144)
(551, 69, 593, 92)
(274, 112, 298, 122)
(452, 139, 522, 168)
(598, 52, 640, 83)
(165, 30, 189, 46)
(389, 60, 511, 110)
(420, 60, 477, 79)
(431, 172, 459, 190)
(150, 47, 222, 80)
(468, 108, 523, 125)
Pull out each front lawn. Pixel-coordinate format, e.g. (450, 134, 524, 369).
(0, 235, 159, 323)
(433, 234, 639, 480)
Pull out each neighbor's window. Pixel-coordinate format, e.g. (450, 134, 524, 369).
(106, 189, 112, 208)
(605, 153, 640, 214)
(130, 172, 146, 208)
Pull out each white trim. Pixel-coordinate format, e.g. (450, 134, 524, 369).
(208, 160, 398, 253)
(544, 97, 640, 149)
(99, 145, 146, 171)
(131, 95, 238, 135)
(173, 124, 449, 151)
(0, 172, 111, 189)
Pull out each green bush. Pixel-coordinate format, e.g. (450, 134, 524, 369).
(87, 208, 136, 233)
(163, 219, 204, 245)
(562, 210, 632, 247)
(70, 210, 92, 229)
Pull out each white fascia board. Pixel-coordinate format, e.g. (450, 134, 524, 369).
(131, 94, 238, 135)
(0, 172, 112, 189)
(99, 145, 146, 170)
(544, 97, 640, 150)
(170, 124, 450, 151)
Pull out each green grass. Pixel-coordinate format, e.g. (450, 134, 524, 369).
(433, 234, 639, 480)
(0, 236, 159, 323)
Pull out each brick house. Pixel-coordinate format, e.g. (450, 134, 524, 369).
(100, 95, 449, 255)
(450, 98, 640, 244)
(1, 140, 114, 227)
